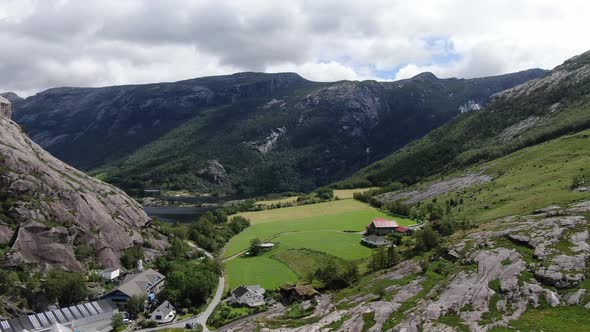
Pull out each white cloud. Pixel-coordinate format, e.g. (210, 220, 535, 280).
(0, 0, 589, 96)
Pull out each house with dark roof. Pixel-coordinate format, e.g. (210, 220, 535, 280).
(0, 300, 117, 332)
(101, 268, 165, 308)
(280, 283, 320, 303)
(149, 301, 176, 324)
(229, 285, 266, 307)
(366, 218, 399, 236)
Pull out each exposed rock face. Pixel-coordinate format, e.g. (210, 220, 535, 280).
(0, 115, 152, 271)
(376, 172, 493, 205)
(301, 81, 383, 137)
(198, 160, 230, 185)
(250, 127, 287, 154)
(0, 96, 11, 119)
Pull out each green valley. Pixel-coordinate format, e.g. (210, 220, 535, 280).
(223, 197, 414, 289)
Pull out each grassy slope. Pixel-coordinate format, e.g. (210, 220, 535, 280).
(413, 128, 590, 222)
(490, 306, 590, 332)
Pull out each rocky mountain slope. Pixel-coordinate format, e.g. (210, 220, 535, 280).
(340, 50, 590, 188)
(0, 111, 163, 272)
(11, 69, 545, 194)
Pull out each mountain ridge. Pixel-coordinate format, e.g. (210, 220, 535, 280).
(10, 69, 546, 195)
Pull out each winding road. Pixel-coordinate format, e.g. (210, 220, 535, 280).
(136, 241, 224, 332)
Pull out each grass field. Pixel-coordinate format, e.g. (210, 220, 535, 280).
(255, 196, 299, 205)
(253, 188, 376, 206)
(224, 198, 414, 289)
(237, 199, 380, 225)
(272, 231, 372, 260)
(333, 188, 377, 200)
(272, 249, 348, 279)
(226, 201, 414, 258)
(225, 254, 298, 290)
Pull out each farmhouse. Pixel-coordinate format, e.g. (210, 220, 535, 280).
(230, 285, 266, 307)
(150, 301, 176, 324)
(102, 268, 165, 308)
(0, 300, 117, 332)
(280, 283, 320, 303)
(361, 234, 392, 247)
(366, 218, 399, 236)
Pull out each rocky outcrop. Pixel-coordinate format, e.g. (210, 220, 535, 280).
(198, 160, 230, 186)
(377, 172, 493, 205)
(250, 127, 287, 154)
(300, 81, 383, 137)
(0, 115, 155, 271)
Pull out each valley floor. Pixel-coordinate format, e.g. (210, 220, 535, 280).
(222, 197, 414, 290)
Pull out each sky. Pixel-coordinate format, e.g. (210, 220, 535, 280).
(1, 0, 589, 97)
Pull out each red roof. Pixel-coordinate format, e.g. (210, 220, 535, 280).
(370, 218, 399, 228)
(395, 226, 410, 233)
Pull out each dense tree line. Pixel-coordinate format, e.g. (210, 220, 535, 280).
(312, 261, 359, 290)
(157, 210, 250, 253)
(0, 268, 89, 314)
(368, 245, 401, 272)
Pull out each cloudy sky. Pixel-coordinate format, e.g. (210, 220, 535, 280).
(1, 0, 589, 97)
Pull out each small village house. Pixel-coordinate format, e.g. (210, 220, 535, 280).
(150, 300, 176, 324)
(101, 268, 165, 309)
(366, 218, 399, 236)
(230, 285, 266, 307)
(100, 268, 120, 281)
(280, 284, 320, 303)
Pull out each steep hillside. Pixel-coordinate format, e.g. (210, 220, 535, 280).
(0, 113, 164, 272)
(12, 70, 545, 194)
(340, 50, 590, 187)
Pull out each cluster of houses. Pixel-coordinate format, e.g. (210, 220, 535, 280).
(361, 218, 411, 247)
(0, 265, 174, 332)
(228, 283, 319, 308)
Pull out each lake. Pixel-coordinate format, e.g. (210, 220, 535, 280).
(144, 206, 215, 223)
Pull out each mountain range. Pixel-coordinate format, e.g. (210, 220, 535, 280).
(8, 69, 546, 195)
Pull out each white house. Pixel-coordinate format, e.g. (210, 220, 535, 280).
(230, 285, 266, 307)
(150, 300, 176, 324)
(100, 268, 120, 281)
